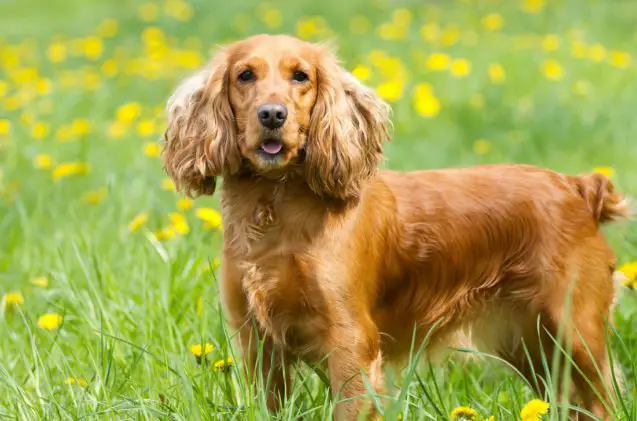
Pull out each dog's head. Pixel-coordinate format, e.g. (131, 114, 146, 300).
(163, 34, 391, 199)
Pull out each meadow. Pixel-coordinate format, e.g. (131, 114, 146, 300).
(1, 0, 637, 419)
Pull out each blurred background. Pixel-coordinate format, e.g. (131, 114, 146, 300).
(2, 0, 637, 419)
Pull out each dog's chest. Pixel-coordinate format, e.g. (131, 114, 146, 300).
(240, 254, 330, 360)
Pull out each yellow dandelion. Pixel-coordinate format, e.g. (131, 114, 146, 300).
(82, 36, 103, 60)
(81, 188, 107, 205)
(31, 122, 49, 140)
(169, 212, 190, 235)
(488, 63, 505, 83)
(261, 8, 283, 29)
(450, 58, 471, 78)
(419, 22, 439, 42)
(64, 377, 88, 387)
(619, 261, 637, 283)
(541, 34, 560, 51)
(189, 343, 213, 358)
(138, 3, 159, 22)
(214, 357, 235, 372)
(137, 119, 156, 137)
(154, 226, 176, 241)
(71, 119, 92, 136)
(97, 18, 119, 38)
(350, 15, 370, 35)
(593, 166, 615, 179)
(0, 119, 11, 136)
(542, 60, 563, 81)
(144, 142, 161, 158)
(196, 207, 222, 228)
(473, 139, 492, 155)
(441, 25, 460, 46)
(55, 125, 73, 142)
(128, 213, 149, 233)
(177, 198, 193, 210)
(609, 50, 631, 69)
(108, 121, 128, 138)
(587, 44, 607, 63)
(38, 313, 63, 330)
(351, 65, 372, 82)
(413, 83, 441, 118)
(165, 0, 193, 22)
(3, 292, 24, 306)
(33, 154, 53, 169)
(116, 102, 142, 123)
(47, 42, 67, 63)
(523, 0, 545, 13)
(450, 406, 478, 420)
(161, 178, 176, 191)
(520, 399, 549, 421)
(426, 52, 450, 71)
(376, 79, 404, 102)
(31, 276, 49, 288)
(571, 41, 587, 58)
(486, 417, 495, 421)
(572, 80, 590, 96)
(52, 162, 89, 181)
(482, 13, 503, 31)
(35, 78, 52, 95)
(101, 59, 119, 77)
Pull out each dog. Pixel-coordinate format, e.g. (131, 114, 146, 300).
(162, 34, 628, 420)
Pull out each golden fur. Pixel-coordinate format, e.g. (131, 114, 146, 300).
(163, 34, 628, 420)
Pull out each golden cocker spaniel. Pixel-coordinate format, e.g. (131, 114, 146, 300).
(163, 34, 627, 420)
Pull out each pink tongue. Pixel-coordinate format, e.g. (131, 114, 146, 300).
(261, 141, 283, 154)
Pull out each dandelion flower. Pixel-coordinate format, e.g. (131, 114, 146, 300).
(116, 102, 142, 123)
(541, 34, 560, 51)
(34, 154, 53, 169)
(376, 79, 404, 102)
(38, 313, 63, 330)
(47, 43, 67, 63)
(261, 8, 283, 29)
(189, 343, 213, 358)
(31, 122, 49, 140)
(426, 52, 450, 71)
(144, 142, 161, 158)
(593, 166, 615, 179)
(413, 83, 441, 118)
(609, 50, 631, 69)
(3, 291, 24, 306)
(31, 276, 49, 288)
(108, 121, 127, 138)
(64, 377, 88, 387)
(214, 357, 235, 372)
(196, 207, 222, 228)
(542, 60, 563, 81)
(351, 64, 372, 82)
(587, 44, 607, 63)
(488, 63, 505, 83)
(128, 213, 149, 233)
(161, 178, 176, 191)
(137, 119, 156, 137)
(71, 119, 92, 136)
(97, 18, 119, 38)
(81, 188, 107, 205)
(169, 212, 190, 235)
(177, 198, 193, 210)
(520, 399, 549, 421)
(450, 58, 471, 78)
(0, 119, 11, 136)
(451, 406, 478, 420)
(52, 162, 89, 181)
(419, 23, 439, 42)
(523, 0, 545, 13)
(618, 261, 637, 285)
(154, 226, 176, 241)
(473, 139, 492, 155)
(82, 36, 104, 60)
(482, 13, 503, 31)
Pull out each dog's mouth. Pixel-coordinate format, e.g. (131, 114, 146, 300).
(260, 140, 283, 155)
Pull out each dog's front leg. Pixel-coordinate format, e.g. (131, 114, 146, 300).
(328, 319, 383, 421)
(219, 255, 291, 412)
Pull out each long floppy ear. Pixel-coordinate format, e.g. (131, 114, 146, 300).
(163, 48, 241, 197)
(305, 46, 391, 200)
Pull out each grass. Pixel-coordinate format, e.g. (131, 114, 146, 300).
(1, 0, 637, 419)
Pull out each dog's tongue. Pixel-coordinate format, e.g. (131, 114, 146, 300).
(261, 141, 283, 154)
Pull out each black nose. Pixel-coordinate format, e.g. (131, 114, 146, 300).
(257, 104, 287, 129)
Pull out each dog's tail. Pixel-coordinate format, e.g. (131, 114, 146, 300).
(569, 172, 629, 225)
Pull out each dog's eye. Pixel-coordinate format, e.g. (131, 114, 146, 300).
(238, 70, 256, 82)
(292, 71, 309, 83)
